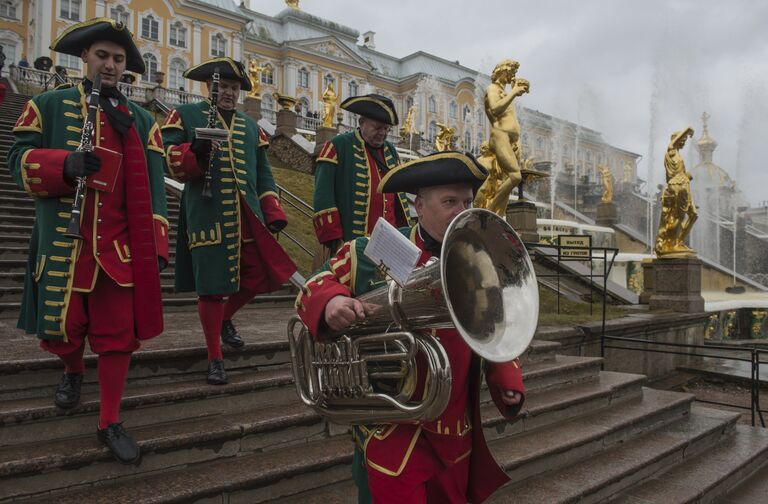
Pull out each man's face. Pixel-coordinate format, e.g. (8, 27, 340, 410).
(358, 117, 389, 147)
(414, 184, 474, 243)
(81, 40, 126, 87)
(209, 78, 241, 110)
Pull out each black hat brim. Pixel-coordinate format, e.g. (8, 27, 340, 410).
(184, 58, 252, 92)
(341, 94, 399, 126)
(50, 18, 145, 74)
(379, 151, 488, 195)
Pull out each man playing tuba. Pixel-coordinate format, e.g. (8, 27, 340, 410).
(295, 152, 526, 503)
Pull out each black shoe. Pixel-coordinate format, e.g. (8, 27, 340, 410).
(221, 319, 244, 348)
(97, 423, 141, 465)
(54, 372, 83, 409)
(207, 359, 228, 385)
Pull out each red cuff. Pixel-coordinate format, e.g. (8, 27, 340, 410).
(313, 208, 343, 244)
(19, 149, 74, 198)
(296, 273, 352, 338)
(259, 193, 287, 226)
(487, 359, 526, 419)
(166, 143, 203, 182)
(153, 215, 170, 262)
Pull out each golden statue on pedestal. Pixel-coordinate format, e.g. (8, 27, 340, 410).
(247, 59, 263, 98)
(655, 127, 698, 257)
(434, 122, 456, 151)
(321, 83, 337, 128)
(285, 0, 300, 10)
(477, 59, 530, 215)
(474, 142, 501, 209)
(598, 165, 613, 203)
(399, 105, 415, 139)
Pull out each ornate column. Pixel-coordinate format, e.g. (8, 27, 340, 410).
(284, 58, 297, 97)
(231, 31, 243, 62)
(192, 20, 202, 94)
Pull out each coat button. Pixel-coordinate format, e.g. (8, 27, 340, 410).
(95, 252, 100, 257)
(98, 202, 104, 207)
(97, 218, 102, 224)
(96, 235, 102, 240)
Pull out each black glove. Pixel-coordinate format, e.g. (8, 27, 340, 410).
(190, 136, 213, 159)
(158, 257, 168, 272)
(268, 220, 287, 233)
(63, 151, 101, 182)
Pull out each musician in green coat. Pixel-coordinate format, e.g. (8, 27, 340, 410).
(161, 57, 296, 385)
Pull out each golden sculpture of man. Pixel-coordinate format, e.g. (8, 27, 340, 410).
(321, 82, 337, 128)
(474, 142, 501, 209)
(247, 59, 262, 98)
(655, 127, 698, 257)
(399, 105, 415, 139)
(285, 0, 300, 10)
(484, 59, 530, 214)
(598, 165, 613, 203)
(623, 161, 633, 183)
(434, 122, 456, 151)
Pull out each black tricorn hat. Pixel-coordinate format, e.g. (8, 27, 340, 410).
(340, 94, 399, 126)
(50, 17, 145, 74)
(379, 151, 488, 195)
(183, 57, 252, 92)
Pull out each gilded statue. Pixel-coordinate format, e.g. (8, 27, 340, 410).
(399, 105, 415, 139)
(655, 127, 698, 257)
(482, 59, 530, 214)
(247, 59, 263, 98)
(598, 165, 613, 203)
(285, 0, 300, 10)
(434, 122, 456, 152)
(623, 161, 633, 183)
(321, 82, 337, 128)
(474, 142, 501, 209)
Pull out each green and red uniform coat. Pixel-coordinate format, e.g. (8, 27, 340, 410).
(8, 84, 169, 342)
(161, 101, 291, 296)
(313, 130, 411, 244)
(295, 226, 525, 503)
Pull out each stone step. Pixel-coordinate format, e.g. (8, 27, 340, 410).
(0, 366, 296, 447)
(273, 480, 357, 504)
(487, 402, 740, 503)
(610, 420, 768, 504)
(26, 435, 354, 504)
(0, 402, 326, 502)
(719, 446, 768, 503)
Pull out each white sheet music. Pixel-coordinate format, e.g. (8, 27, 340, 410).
(364, 218, 421, 286)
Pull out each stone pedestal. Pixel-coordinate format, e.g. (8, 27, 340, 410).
(275, 109, 297, 137)
(398, 133, 421, 151)
(313, 126, 338, 155)
(648, 257, 705, 313)
(505, 201, 539, 243)
(243, 96, 262, 122)
(596, 201, 618, 227)
(639, 258, 654, 304)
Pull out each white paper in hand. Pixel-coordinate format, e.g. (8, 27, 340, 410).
(363, 218, 421, 286)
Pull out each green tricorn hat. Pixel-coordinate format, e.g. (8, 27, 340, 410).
(379, 151, 488, 195)
(183, 57, 252, 92)
(50, 17, 145, 74)
(340, 94, 399, 126)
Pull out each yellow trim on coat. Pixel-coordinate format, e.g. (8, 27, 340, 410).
(364, 426, 422, 477)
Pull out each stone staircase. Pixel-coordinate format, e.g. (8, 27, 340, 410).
(2, 89, 768, 503)
(0, 90, 296, 315)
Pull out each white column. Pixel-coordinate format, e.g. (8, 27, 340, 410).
(284, 58, 297, 96)
(95, 0, 106, 17)
(339, 73, 347, 100)
(39, 0, 52, 59)
(231, 31, 242, 62)
(309, 64, 319, 106)
(192, 20, 202, 94)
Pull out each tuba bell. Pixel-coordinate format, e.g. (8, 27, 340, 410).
(287, 208, 539, 424)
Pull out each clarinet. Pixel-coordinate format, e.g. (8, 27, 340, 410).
(64, 74, 102, 239)
(200, 69, 220, 199)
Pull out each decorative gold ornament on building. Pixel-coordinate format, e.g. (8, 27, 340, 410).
(598, 164, 613, 203)
(655, 127, 698, 258)
(434, 122, 456, 151)
(246, 59, 263, 98)
(399, 105, 415, 139)
(321, 83, 337, 128)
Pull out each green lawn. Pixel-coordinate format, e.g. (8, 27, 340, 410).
(537, 286, 627, 326)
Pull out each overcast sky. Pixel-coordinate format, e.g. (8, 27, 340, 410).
(253, 0, 768, 207)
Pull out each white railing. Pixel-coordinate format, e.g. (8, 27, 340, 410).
(297, 115, 322, 130)
(261, 109, 276, 123)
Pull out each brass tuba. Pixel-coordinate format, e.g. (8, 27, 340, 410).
(287, 209, 539, 424)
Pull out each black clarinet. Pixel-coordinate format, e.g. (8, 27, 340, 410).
(200, 68, 220, 199)
(64, 74, 102, 239)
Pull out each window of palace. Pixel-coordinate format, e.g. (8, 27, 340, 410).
(58, 53, 81, 72)
(298, 67, 309, 88)
(210, 33, 226, 57)
(262, 92, 274, 111)
(477, 133, 484, 150)
(142, 53, 158, 83)
(406, 96, 414, 111)
(428, 121, 437, 142)
(170, 21, 186, 48)
(348, 80, 358, 97)
(0, 0, 18, 20)
(0, 41, 16, 64)
(428, 96, 437, 114)
(59, 0, 81, 21)
(168, 59, 186, 90)
(110, 5, 129, 26)
(300, 97, 310, 115)
(141, 14, 159, 41)
(323, 73, 335, 89)
(261, 64, 274, 85)
(449, 101, 457, 119)
(464, 131, 471, 149)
